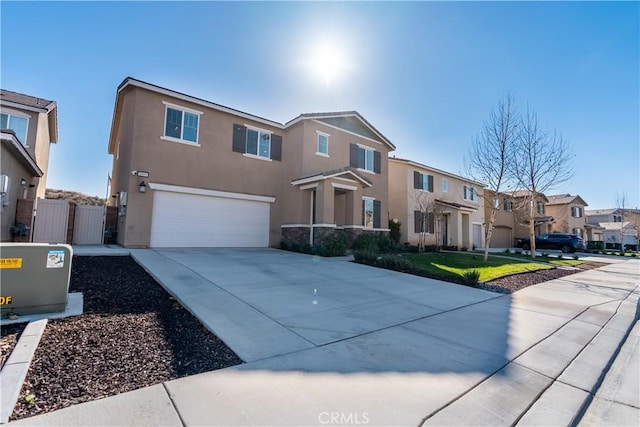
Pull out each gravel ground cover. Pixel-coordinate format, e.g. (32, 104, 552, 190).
(0, 323, 27, 369)
(481, 261, 606, 293)
(10, 256, 242, 421)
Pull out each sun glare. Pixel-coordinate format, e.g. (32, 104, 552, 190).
(310, 43, 346, 85)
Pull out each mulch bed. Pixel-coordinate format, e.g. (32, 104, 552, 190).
(0, 323, 27, 369)
(480, 261, 607, 294)
(10, 256, 243, 421)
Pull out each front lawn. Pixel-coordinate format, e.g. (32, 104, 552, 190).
(404, 252, 553, 283)
(488, 252, 585, 267)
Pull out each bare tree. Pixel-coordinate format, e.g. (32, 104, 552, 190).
(512, 107, 574, 258)
(411, 191, 444, 251)
(466, 94, 518, 261)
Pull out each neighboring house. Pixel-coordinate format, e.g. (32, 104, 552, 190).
(586, 208, 640, 248)
(388, 158, 485, 249)
(483, 189, 517, 248)
(545, 194, 588, 238)
(485, 190, 552, 247)
(0, 90, 58, 241)
(108, 77, 395, 248)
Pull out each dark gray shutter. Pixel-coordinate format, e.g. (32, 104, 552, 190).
(428, 175, 434, 192)
(362, 200, 365, 225)
(358, 148, 365, 169)
(373, 151, 381, 174)
(427, 213, 435, 234)
(232, 124, 246, 153)
(373, 200, 381, 229)
(350, 144, 359, 168)
(270, 134, 282, 161)
(413, 172, 421, 189)
(414, 211, 422, 233)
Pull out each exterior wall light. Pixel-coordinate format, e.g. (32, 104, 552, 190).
(139, 181, 147, 193)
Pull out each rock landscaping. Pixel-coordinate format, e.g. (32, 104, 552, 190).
(0, 323, 26, 369)
(8, 256, 242, 421)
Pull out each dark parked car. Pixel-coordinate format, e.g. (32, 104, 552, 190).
(517, 233, 586, 253)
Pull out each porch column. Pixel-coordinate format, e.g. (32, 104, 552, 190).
(450, 211, 462, 247)
(315, 181, 335, 225)
(344, 186, 363, 226)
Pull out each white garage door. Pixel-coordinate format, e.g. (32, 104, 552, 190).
(150, 190, 271, 247)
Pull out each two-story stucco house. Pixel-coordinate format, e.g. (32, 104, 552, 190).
(586, 208, 640, 248)
(107, 78, 394, 248)
(388, 158, 485, 249)
(0, 89, 58, 241)
(546, 194, 588, 238)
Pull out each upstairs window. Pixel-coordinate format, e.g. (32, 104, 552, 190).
(231, 123, 282, 161)
(463, 185, 477, 202)
(503, 199, 513, 211)
(442, 178, 448, 192)
(613, 214, 622, 222)
(493, 198, 500, 209)
(1, 112, 29, 145)
(537, 202, 545, 215)
(349, 143, 381, 173)
(413, 171, 433, 192)
(246, 128, 271, 158)
(571, 206, 582, 218)
(163, 104, 201, 144)
(317, 133, 329, 156)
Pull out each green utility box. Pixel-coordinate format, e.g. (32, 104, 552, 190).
(0, 243, 73, 317)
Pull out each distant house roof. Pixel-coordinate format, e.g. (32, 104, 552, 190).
(599, 222, 636, 232)
(546, 193, 588, 206)
(585, 208, 618, 216)
(109, 77, 395, 153)
(389, 157, 484, 187)
(507, 190, 549, 202)
(0, 89, 58, 144)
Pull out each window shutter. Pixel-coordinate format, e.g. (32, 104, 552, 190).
(427, 213, 435, 234)
(350, 143, 359, 168)
(270, 134, 282, 161)
(428, 175, 434, 192)
(373, 200, 381, 229)
(373, 151, 381, 174)
(414, 211, 422, 233)
(358, 147, 365, 169)
(232, 124, 247, 153)
(413, 172, 421, 189)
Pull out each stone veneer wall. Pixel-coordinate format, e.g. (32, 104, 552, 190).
(281, 226, 390, 248)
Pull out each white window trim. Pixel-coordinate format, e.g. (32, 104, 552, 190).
(463, 186, 478, 202)
(357, 168, 375, 175)
(331, 182, 358, 191)
(355, 143, 375, 173)
(162, 102, 202, 144)
(316, 131, 330, 157)
(1, 108, 31, 147)
(116, 141, 120, 160)
(243, 153, 273, 162)
(160, 135, 201, 147)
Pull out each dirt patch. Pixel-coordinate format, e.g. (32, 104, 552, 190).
(11, 256, 242, 421)
(0, 323, 27, 369)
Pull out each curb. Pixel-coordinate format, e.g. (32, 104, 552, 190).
(0, 319, 48, 424)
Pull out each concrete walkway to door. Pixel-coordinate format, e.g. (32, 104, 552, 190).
(11, 248, 639, 426)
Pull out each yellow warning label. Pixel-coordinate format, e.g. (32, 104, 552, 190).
(0, 258, 22, 269)
(0, 296, 12, 305)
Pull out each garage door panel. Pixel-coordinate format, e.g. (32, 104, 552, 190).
(150, 191, 270, 247)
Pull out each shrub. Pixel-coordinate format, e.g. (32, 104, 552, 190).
(573, 254, 579, 260)
(460, 246, 468, 252)
(406, 244, 420, 253)
(389, 220, 401, 244)
(461, 270, 481, 287)
(317, 233, 348, 257)
(503, 248, 511, 254)
(587, 241, 604, 250)
(375, 254, 412, 272)
(514, 248, 523, 255)
(442, 245, 458, 251)
(279, 239, 289, 250)
(423, 244, 440, 253)
(353, 233, 396, 254)
(353, 250, 379, 265)
(541, 252, 549, 257)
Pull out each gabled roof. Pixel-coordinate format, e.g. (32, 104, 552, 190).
(389, 157, 484, 187)
(286, 112, 395, 150)
(0, 129, 43, 176)
(599, 221, 636, 231)
(291, 167, 372, 188)
(0, 89, 58, 144)
(109, 77, 395, 153)
(546, 193, 588, 206)
(585, 208, 618, 216)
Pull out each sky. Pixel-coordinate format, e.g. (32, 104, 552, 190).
(1, 1, 638, 209)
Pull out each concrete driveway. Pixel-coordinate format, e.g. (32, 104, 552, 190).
(14, 248, 639, 426)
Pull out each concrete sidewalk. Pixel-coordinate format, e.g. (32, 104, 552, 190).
(8, 250, 639, 426)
